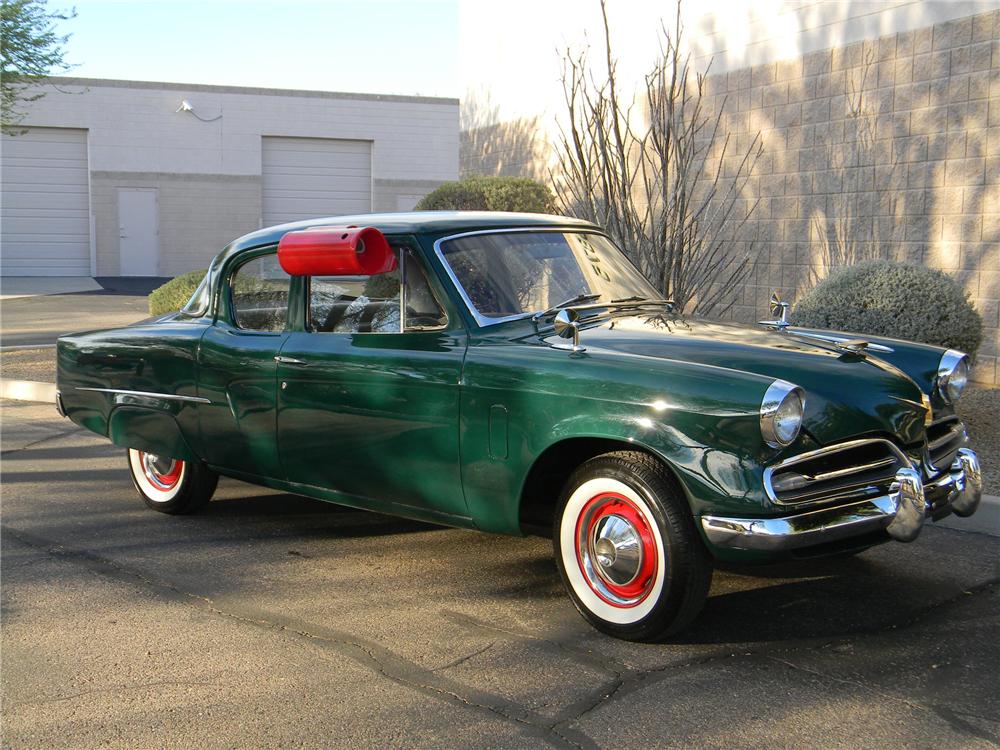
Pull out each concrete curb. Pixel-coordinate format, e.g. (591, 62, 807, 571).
(1, 379, 56, 403)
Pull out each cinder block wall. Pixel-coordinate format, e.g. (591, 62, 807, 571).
(696, 10, 999, 384)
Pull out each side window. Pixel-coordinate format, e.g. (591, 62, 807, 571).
(308, 247, 446, 333)
(230, 253, 291, 332)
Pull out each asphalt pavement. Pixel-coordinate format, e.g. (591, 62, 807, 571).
(0, 291, 151, 349)
(2, 399, 998, 749)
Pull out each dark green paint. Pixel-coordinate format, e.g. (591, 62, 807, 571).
(56, 212, 957, 562)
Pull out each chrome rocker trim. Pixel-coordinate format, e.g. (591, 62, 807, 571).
(702, 448, 982, 551)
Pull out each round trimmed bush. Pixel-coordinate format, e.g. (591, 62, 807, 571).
(792, 261, 983, 355)
(148, 270, 207, 315)
(415, 175, 555, 213)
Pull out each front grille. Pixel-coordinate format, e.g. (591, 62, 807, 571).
(765, 439, 908, 507)
(924, 416, 966, 475)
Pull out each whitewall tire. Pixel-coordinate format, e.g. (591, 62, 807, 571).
(127, 448, 218, 514)
(553, 451, 712, 641)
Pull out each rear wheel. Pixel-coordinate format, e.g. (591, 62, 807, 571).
(127, 448, 218, 514)
(553, 451, 712, 641)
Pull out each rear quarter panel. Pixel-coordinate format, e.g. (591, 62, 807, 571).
(57, 319, 209, 459)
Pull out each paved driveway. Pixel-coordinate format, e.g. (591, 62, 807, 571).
(2, 400, 998, 749)
(0, 290, 150, 348)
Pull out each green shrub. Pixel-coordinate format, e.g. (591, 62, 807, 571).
(415, 175, 555, 213)
(792, 260, 983, 355)
(148, 269, 207, 315)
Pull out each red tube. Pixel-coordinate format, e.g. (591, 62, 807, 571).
(277, 226, 397, 276)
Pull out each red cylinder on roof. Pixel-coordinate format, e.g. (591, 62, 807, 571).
(277, 226, 397, 276)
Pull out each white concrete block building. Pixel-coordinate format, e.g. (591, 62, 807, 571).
(0, 77, 459, 277)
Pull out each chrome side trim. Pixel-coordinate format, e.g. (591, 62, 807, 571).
(75, 387, 211, 404)
(763, 438, 911, 504)
(432, 227, 613, 329)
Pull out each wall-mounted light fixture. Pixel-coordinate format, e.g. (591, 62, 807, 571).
(175, 99, 222, 122)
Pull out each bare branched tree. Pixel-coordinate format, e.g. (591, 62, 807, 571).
(553, 0, 763, 316)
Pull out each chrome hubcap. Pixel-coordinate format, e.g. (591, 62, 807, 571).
(591, 514, 642, 586)
(141, 452, 180, 490)
(575, 493, 658, 607)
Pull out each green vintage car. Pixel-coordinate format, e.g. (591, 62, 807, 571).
(56, 212, 984, 641)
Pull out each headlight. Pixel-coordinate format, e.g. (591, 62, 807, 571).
(937, 349, 970, 403)
(761, 380, 805, 448)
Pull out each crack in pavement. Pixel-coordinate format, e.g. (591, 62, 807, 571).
(1, 524, 593, 750)
(441, 595, 1000, 746)
(0, 425, 83, 456)
(431, 640, 496, 672)
(10, 679, 229, 708)
(4, 523, 998, 748)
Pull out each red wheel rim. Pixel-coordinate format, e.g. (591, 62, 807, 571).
(574, 492, 658, 608)
(139, 451, 183, 491)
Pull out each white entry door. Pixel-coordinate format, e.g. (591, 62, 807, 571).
(118, 188, 159, 276)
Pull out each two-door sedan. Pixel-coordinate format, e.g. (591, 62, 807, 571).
(56, 212, 984, 641)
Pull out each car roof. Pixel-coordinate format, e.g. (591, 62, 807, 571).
(225, 211, 602, 255)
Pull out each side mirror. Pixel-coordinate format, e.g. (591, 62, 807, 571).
(552, 309, 585, 352)
(277, 226, 397, 276)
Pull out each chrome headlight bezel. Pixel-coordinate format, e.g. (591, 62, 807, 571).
(761, 380, 805, 449)
(937, 349, 970, 404)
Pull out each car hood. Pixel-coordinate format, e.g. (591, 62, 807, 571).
(543, 313, 929, 447)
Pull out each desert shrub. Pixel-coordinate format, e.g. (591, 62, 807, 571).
(792, 261, 983, 355)
(415, 175, 555, 213)
(148, 270, 207, 315)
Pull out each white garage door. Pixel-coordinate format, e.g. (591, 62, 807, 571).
(1, 127, 90, 276)
(261, 136, 371, 226)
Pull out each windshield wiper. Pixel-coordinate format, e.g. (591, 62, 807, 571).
(609, 296, 675, 309)
(531, 293, 603, 321)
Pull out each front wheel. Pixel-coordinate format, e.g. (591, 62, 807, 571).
(553, 451, 712, 642)
(127, 448, 218, 514)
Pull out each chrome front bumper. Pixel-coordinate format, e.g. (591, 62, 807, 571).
(701, 448, 983, 552)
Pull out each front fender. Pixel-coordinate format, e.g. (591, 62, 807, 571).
(460, 341, 780, 534)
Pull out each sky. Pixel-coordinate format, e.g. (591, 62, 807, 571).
(50, 0, 973, 122)
(56, 0, 459, 97)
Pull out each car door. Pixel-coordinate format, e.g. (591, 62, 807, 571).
(275, 243, 469, 521)
(197, 248, 290, 479)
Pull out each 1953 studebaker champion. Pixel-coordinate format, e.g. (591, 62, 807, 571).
(56, 211, 984, 641)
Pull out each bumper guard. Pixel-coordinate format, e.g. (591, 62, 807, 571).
(701, 448, 982, 551)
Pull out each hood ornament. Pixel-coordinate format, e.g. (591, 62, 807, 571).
(833, 338, 871, 355)
(759, 292, 791, 330)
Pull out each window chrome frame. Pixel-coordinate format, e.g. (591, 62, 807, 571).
(432, 227, 635, 329)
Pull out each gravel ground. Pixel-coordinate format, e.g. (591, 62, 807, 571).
(0, 347, 56, 382)
(957, 383, 1000, 495)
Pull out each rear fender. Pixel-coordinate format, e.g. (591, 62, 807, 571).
(107, 406, 197, 462)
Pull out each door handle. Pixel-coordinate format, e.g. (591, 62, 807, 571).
(274, 355, 307, 365)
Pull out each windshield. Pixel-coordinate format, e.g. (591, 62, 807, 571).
(438, 231, 659, 322)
